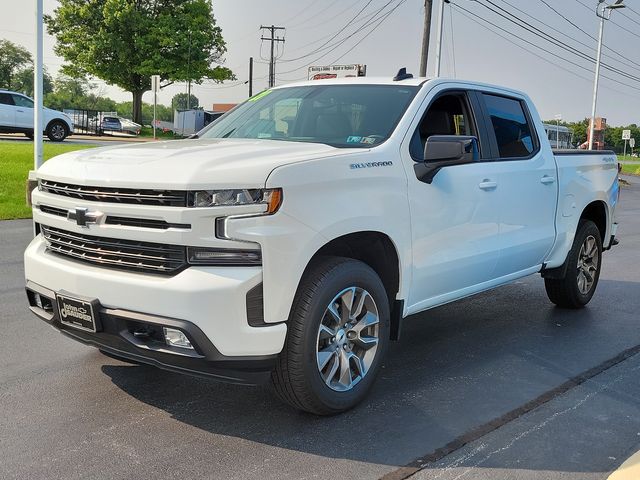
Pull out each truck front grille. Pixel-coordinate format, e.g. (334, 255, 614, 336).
(41, 225, 187, 275)
(39, 180, 187, 207)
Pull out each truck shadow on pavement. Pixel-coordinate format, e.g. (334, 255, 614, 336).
(101, 277, 640, 474)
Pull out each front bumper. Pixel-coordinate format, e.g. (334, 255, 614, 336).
(24, 235, 287, 384)
(26, 281, 276, 384)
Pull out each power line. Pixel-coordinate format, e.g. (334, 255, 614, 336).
(285, 0, 347, 31)
(571, 0, 640, 40)
(529, 0, 640, 72)
(471, 0, 640, 85)
(451, 2, 640, 99)
(279, 0, 376, 63)
(277, 0, 402, 74)
(491, 0, 640, 76)
(326, 0, 408, 66)
(285, 0, 399, 55)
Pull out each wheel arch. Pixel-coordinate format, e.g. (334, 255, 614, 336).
(297, 230, 404, 340)
(45, 118, 70, 133)
(579, 200, 607, 242)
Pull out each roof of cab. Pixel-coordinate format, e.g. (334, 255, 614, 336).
(271, 76, 429, 89)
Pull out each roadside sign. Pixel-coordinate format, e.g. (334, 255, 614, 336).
(622, 129, 631, 140)
(308, 64, 366, 80)
(630, 138, 636, 148)
(151, 75, 161, 93)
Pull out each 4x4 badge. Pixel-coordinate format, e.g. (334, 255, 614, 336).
(67, 207, 102, 227)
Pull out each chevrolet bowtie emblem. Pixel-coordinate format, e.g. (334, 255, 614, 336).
(67, 207, 102, 227)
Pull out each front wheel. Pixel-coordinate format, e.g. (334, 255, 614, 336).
(46, 120, 68, 142)
(545, 220, 603, 308)
(271, 257, 390, 415)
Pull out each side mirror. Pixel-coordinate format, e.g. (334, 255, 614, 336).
(414, 135, 479, 184)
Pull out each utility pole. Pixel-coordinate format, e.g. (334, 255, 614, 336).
(434, 0, 446, 77)
(249, 57, 254, 97)
(419, 0, 433, 77)
(260, 25, 285, 88)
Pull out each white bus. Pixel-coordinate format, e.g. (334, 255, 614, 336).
(544, 123, 574, 149)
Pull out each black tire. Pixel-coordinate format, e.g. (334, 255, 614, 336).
(271, 257, 390, 415)
(545, 220, 603, 308)
(46, 120, 68, 142)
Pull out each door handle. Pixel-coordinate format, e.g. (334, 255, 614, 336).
(540, 175, 556, 185)
(17, 109, 24, 113)
(478, 180, 497, 190)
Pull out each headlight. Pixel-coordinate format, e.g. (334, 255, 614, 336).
(188, 188, 282, 213)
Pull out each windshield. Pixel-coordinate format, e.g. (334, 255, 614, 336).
(199, 84, 419, 148)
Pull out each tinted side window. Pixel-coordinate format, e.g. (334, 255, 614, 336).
(483, 94, 535, 158)
(410, 93, 475, 161)
(0, 93, 15, 105)
(12, 94, 33, 108)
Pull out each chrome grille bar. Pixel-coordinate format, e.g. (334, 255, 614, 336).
(41, 225, 187, 275)
(39, 180, 187, 207)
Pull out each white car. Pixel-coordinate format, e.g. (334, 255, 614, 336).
(24, 73, 620, 414)
(0, 89, 74, 141)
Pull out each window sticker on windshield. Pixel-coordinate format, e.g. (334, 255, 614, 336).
(360, 136, 376, 145)
(248, 90, 272, 102)
(347, 136, 362, 143)
(257, 133, 272, 138)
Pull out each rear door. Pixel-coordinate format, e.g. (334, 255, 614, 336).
(11, 94, 34, 129)
(479, 92, 557, 276)
(0, 92, 16, 127)
(402, 87, 505, 313)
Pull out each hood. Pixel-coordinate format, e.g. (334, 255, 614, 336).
(37, 138, 359, 189)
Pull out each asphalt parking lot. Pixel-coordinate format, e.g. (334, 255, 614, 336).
(1, 177, 639, 480)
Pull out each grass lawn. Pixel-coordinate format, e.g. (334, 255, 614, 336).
(0, 141, 96, 220)
(139, 126, 180, 139)
(621, 164, 640, 176)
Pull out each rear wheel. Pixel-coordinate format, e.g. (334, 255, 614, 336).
(271, 257, 390, 415)
(46, 120, 68, 142)
(545, 220, 602, 308)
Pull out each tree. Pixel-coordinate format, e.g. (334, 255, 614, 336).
(0, 39, 32, 89)
(172, 93, 199, 111)
(11, 67, 54, 97)
(44, 75, 117, 112)
(46, 0, 234, 123)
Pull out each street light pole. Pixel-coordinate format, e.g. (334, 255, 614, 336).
(588, 0, 625, 150)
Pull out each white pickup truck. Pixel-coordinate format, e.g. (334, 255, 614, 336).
(25, 73, 620, 415)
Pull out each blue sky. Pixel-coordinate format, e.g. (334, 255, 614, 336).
(2, 0, 639, 125)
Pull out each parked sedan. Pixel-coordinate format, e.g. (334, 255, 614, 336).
(99, 116, 141, 136)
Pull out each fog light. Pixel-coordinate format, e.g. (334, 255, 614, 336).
(163, 327, 194, 349)
(34, 293, 43, 309)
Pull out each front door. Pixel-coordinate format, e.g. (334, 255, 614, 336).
(12, 94, 34, 129)
(402, 89, 504, 314)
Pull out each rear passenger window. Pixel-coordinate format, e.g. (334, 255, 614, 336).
(483, 94, 536, 159)
(0, 93, 14, 105)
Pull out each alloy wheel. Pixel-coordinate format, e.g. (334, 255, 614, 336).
(315, 286, 380, 392)
(577, 234, 599, 295)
